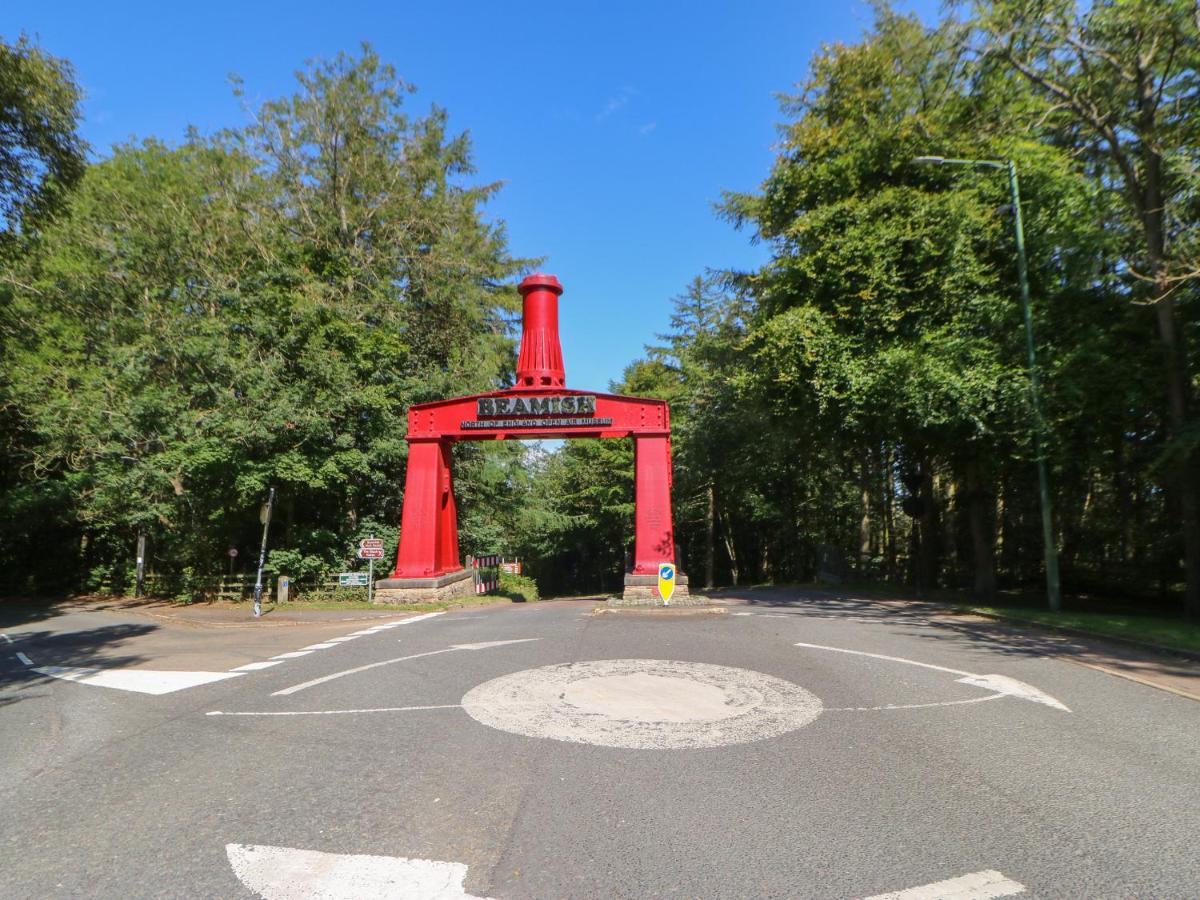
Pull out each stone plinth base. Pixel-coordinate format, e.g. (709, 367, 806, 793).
(612, 572, 702, 607)
(374, 568, 474, 605)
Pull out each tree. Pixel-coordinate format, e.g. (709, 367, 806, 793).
(0, 34, 87, 592)
(1, 47, 526, 595)
(0, 34, 86, 240)
(974, 0, 1200, 615)
(714, 8, 1140, 600)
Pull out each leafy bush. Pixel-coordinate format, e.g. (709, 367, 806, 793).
(290, 585, 369, 604)
(498, 571, 538, 603)
(265, 549, 330, 584)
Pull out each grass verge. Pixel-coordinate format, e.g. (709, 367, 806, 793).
(964, 606, 1200, 656)
(817, 580, 1200, 656)
(272, 594, 519, 613)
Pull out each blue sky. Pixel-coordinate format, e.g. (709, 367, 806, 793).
(5, 0, 938, 392)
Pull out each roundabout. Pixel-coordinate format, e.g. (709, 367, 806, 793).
(460, 658, 824, 749)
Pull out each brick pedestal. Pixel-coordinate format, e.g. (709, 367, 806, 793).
(374, 568, 474, 605)
(611, 572, 704, 607)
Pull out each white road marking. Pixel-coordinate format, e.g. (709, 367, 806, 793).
(16, 651, 33, 666)
(794, 641, 973, 676)
(462, 659, 823, 750)
(33, 666, 243, 695)
(208, 704, 462, 717)
(826, 694, 1006, 712)
(443, 640, 538, 651)
(215, 613, 444, 680)
(272, 639, 538, 696)
(861, 869, 1025, 899)
(1, 632, 13, 644)
(956, 674, 1071, 711)
(394, 611, 446, 626)
(794, 641, 1070, 712)
(226, 843, 491, 900)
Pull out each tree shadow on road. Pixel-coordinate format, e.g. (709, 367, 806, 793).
(0, 623, 159, 702)
(706, 585, 1200, 690)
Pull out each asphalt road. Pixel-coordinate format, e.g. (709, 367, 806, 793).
(2, 590, 1198, 898)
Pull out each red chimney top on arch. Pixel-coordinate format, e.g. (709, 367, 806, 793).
(514, 273, 566, 388)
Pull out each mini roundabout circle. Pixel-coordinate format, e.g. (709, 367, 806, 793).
(460, 659, 823, 749)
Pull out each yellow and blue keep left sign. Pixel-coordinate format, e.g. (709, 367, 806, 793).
(658, 563, 676, 603)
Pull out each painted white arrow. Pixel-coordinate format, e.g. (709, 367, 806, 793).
(794, 642, 1070, 712)
(956, 673, 1069, 711)
(448, 640, 537, 651)
(226, 844, 492, 900)
(860, 868, 1025, 899)
(33, 666, 243, 695)
(272, 639, 538, 696)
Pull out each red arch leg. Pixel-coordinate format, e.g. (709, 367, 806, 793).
(393, 439, 461, 577)
(632, 435, 675, 574)
(435, 441, 460, 573)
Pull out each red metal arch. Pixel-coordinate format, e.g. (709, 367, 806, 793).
(388, 274, 676, 583)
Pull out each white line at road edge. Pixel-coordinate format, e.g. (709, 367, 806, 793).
(208, 704, 462, 717)
(272, 639, 538, 696)
(794, 642, 1070, 711)
(226, 843, 492, 900)
(861, 869, 1025, 899)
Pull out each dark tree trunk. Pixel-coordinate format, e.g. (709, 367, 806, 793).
(859, 458, 872, 577)
(883, 445, 897, 581)
(704, 484, 715, 589)
(964, 458, 996, 602)
(917, 467, 940, 591)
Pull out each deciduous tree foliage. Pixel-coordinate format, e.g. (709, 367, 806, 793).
(562, 5, 1183, 611)
(0, 46, 525, 595)
(2, 7, 1197, 618)
(973, 0, 1200, 614)
(0, 34, 85, 239)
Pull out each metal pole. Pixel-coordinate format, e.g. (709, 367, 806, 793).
(135, 530, 146, 598)
(253, 486, 276, 618)
(368, 534, 375, 604)
(1008, 161, 1062, 612)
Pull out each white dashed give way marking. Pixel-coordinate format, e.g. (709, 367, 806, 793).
(20, 612, 448, 697)
(860, 869, 1025, 899)
(32, 666, 242, 695)
(226, 844, 491, 900)
(794, 642, 1070, 712)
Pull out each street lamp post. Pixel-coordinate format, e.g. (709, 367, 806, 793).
(252, 486, 276, 618)
(914, 155, 1062, 611)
